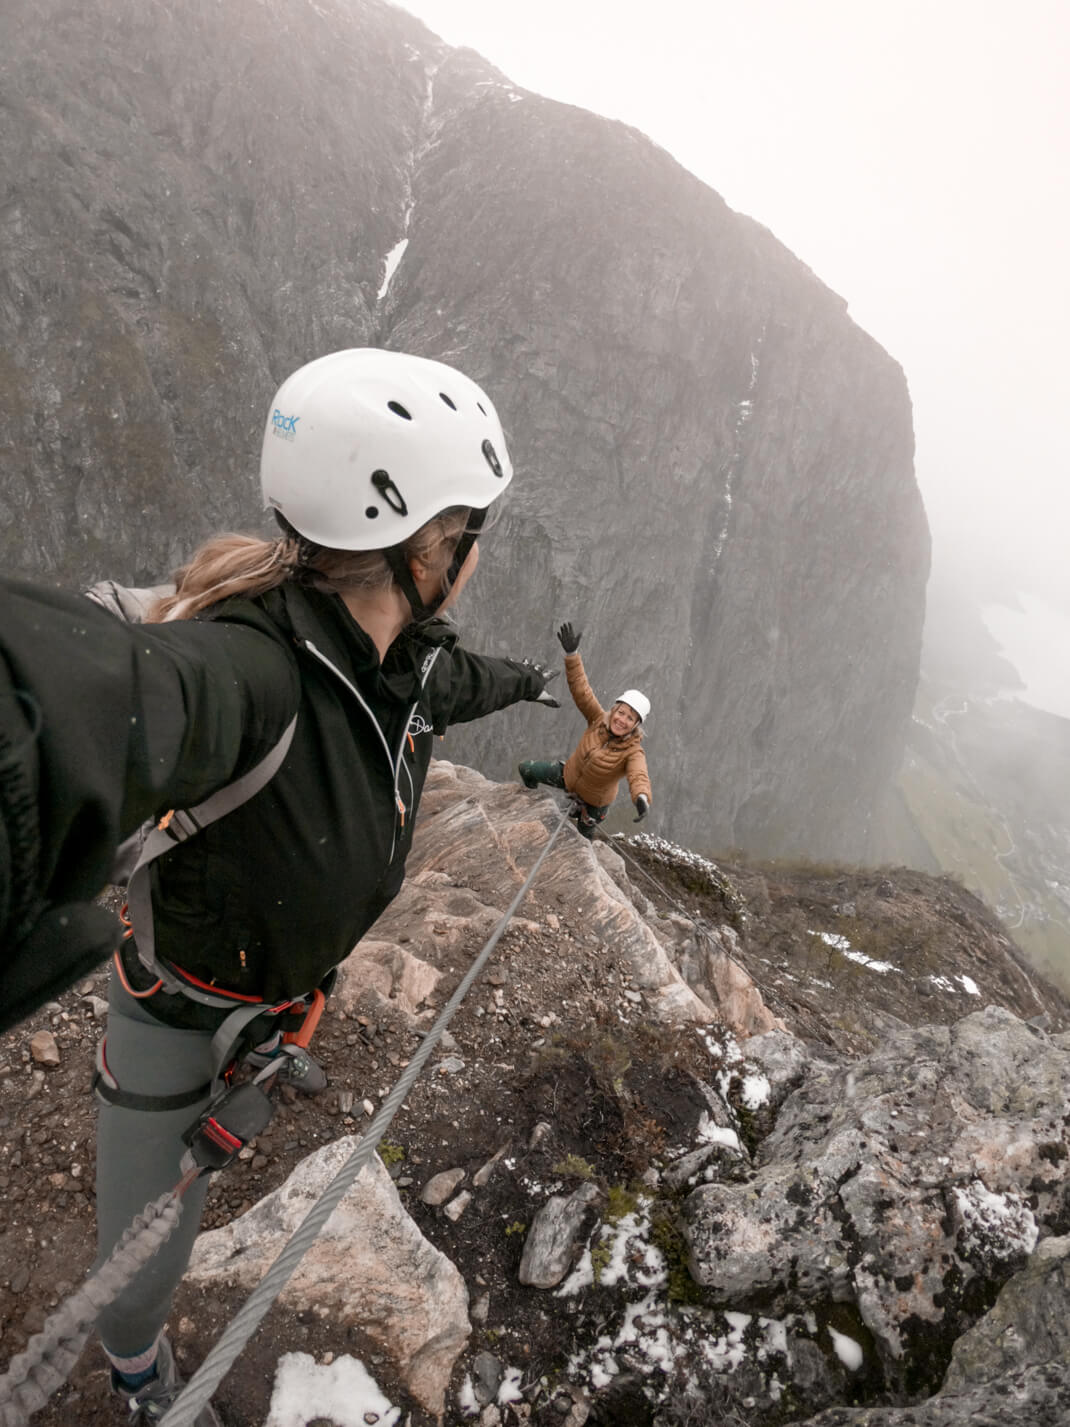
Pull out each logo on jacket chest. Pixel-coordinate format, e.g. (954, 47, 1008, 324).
(408, 713, 434, 739)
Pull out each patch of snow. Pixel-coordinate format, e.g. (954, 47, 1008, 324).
(266, 1353, 400, 1426)
(740, 1071, 771, 1109)
(959, 974, 981, 996)
(600, 1203, 667, 1290)
(498, 1366, 524, 1403)
(809, 930, 899, 975)
(590, 1355, 619, 1388)
(556, 1246, 595, 1296)
(629, 833, 722, 886)
(457, 1373, 479, 1417)
(827, 1326, 863, 1371)
(698, 1311, 750, 1372)
(843, 948, 898, 974)
(615, 1292, 680, 1372)
(811, 931, 851, 951)
(696, 1112, 742, 1152)
(377, 237, 409, 301)
(953, 1179, 1039, 1258)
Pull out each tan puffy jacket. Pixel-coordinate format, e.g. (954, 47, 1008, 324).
(562, 652, 652, 809)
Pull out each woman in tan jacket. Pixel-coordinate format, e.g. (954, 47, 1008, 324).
(519, 622, 652, 838)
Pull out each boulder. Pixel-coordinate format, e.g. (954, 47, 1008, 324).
(186, 1137, 469, 1415)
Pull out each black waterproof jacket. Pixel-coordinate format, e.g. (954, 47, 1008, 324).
(0, 576, 543, 1026)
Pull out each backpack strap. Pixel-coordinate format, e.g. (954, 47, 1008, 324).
(126, 714, 298, 1005)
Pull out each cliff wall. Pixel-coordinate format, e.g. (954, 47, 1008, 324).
(0, 0, 929, 858)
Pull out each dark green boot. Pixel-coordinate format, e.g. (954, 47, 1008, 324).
(518, 759, 565, 790)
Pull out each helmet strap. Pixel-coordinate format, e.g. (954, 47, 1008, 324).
(386, 508, 487, 624)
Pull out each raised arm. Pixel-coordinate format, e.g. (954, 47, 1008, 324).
(563, 652, 605, 725)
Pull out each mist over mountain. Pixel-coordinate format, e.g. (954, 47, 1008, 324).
(0, 0, 928, 860)
(874, 558, 1070, 993)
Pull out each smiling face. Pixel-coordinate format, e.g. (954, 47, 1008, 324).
(609, 701, 640, 737)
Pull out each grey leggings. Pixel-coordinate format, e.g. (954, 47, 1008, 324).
(93, 975, 217, 1356)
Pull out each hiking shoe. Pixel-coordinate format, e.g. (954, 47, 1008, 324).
(244, 1041, 327, 1094)
(110, 1334, 222, 1426)
(518, 761, 538, 789)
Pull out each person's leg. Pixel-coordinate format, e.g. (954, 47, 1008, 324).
(94, 976, 215, 1368)
(518, 759, 566, 790)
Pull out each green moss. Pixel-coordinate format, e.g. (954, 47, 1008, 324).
(649, 1203, 704, 1306)
(553, 1154, 595, 1180)
(377, 1141, 405, 1168)
(504, 1220, 526, 1237)
(590, 1237, 612, 1283)
(605, 1184, 639, 1222)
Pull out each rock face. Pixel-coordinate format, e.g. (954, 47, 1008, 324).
(801, 1238, 1070, 1424)
(2, 0, 927, 862)
(342, 760, 780, 1037)
(682, 1006, 1070, 1401)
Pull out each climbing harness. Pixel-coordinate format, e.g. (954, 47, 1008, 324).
(0, 798, 569, 1426)
(159, 801, 570, 1427)
(116, 714, 298, 1005)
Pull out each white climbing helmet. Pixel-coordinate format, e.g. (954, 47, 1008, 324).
(260, 348, 513, 550)
(615, 690, 650, 723)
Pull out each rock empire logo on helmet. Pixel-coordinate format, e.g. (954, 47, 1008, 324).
(271, 409, 299, 442)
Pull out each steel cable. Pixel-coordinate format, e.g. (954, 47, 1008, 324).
(161, 802, 569, 1426)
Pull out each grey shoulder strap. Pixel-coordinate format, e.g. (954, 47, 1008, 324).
(126, 714, 298, 1002)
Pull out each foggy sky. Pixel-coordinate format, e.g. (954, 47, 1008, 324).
(397, 0, 1070, 634)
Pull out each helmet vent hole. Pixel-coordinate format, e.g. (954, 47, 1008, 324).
(439, 392, 457, 410)
(371, 468, 409, 515)
(365, 506, 379, 519)
(482, 439, 504, 478)
(476, 401, 487, 416)
(387, 400, 412, 420)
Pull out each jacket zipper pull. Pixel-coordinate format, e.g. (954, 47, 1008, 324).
(396, 793, 406, 827)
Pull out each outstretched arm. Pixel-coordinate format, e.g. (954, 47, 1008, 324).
(433, 646, 556, 730)
(0, 577, 299, 1028)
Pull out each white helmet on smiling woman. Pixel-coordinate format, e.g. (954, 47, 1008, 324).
(260, 347, 513, 550)
(615, 689, 651, 723)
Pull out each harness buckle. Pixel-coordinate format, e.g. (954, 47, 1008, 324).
(181, 1082, 275, 1176)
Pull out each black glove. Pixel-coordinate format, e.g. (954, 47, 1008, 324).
(633, 794, 649, 822)
(556, 622, 582, 654)
(517, 659, 561, 708)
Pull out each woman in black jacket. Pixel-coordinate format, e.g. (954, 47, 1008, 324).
(0, 348, 557, 1425)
